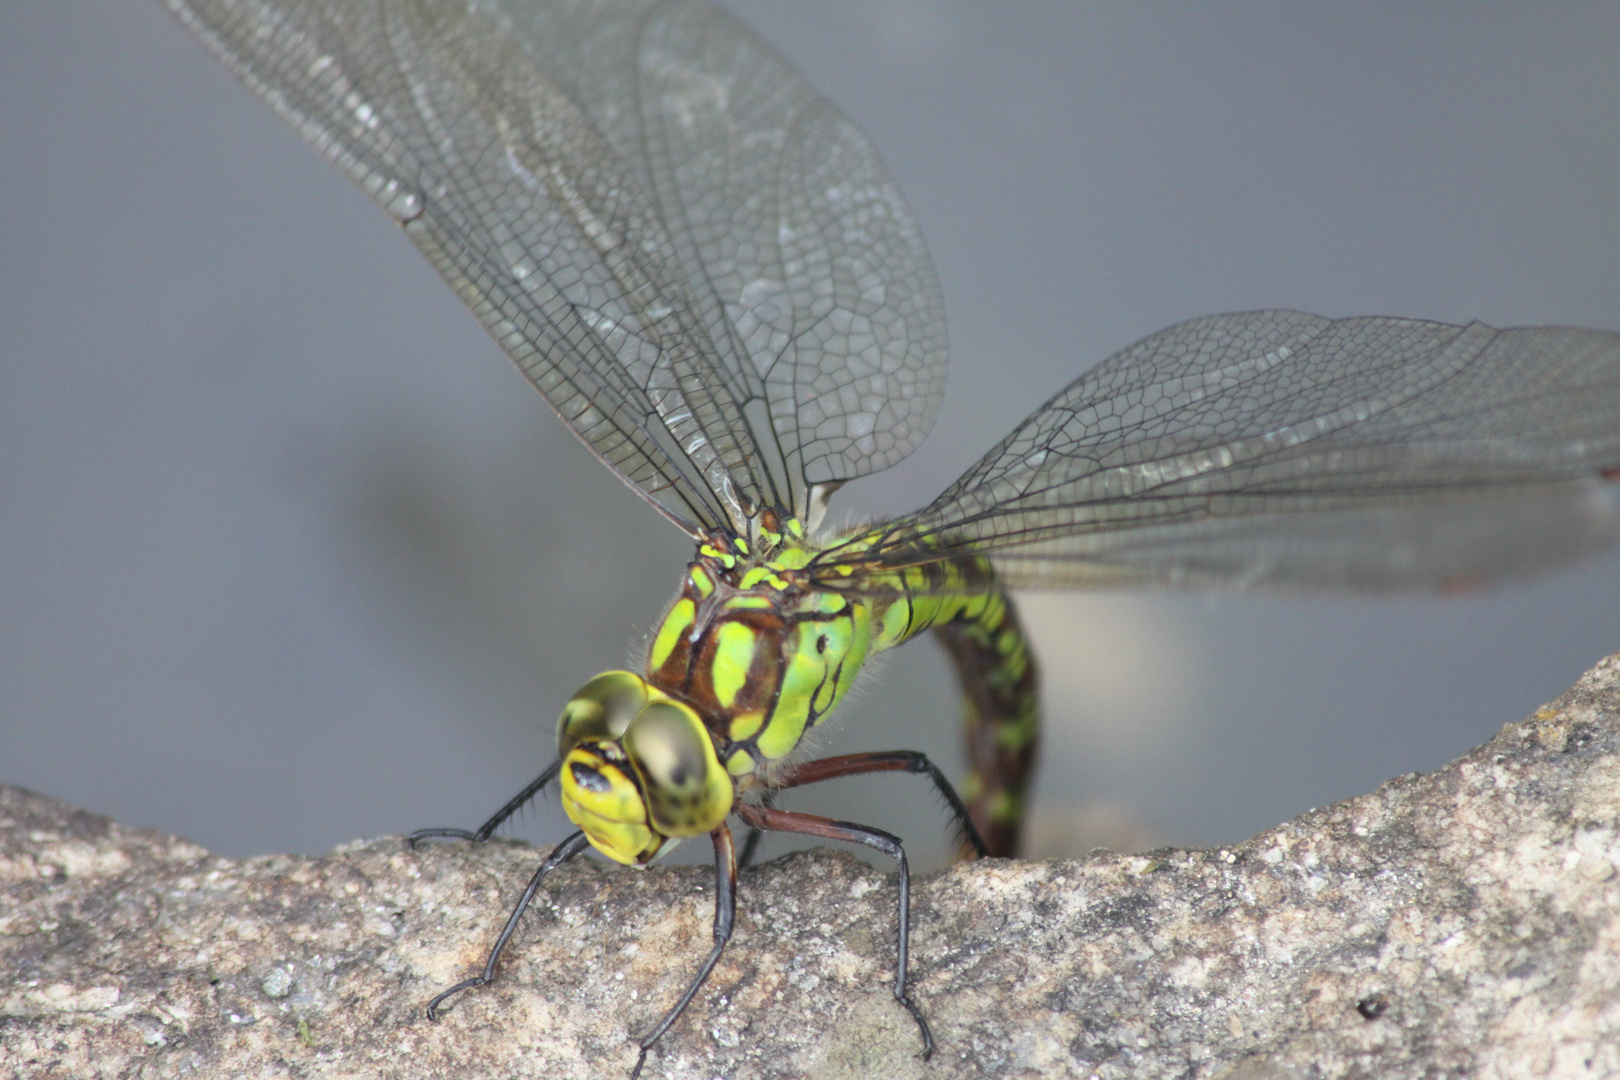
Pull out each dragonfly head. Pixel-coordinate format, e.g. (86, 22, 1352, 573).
(556, 671, 733, 865)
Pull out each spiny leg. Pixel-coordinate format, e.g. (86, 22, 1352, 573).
(769, 750, 990, 860)
(631, 826, 737, 1080)
(424, 828, 590, 1019)
(733, 801, 933, 1060)
(408, 759, 562, 847)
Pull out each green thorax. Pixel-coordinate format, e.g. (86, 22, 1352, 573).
(644, 516, 1006, 780)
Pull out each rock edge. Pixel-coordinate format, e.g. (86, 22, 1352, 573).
(5, 654, 1620, 1079)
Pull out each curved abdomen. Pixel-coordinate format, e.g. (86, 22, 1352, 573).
(864, 556, 1040, 858)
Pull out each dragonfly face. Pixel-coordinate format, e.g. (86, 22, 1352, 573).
(556, 670, 731, 866)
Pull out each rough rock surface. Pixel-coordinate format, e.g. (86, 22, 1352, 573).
(5, 655, 1620, 1080)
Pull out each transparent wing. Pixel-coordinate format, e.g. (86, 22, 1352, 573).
(836, 312, 1620, 592)
(492, 0, 948, 504)
(163, 0, 947, 534)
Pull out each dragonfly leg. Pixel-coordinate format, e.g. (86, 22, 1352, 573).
(631, 825, 738, 1080)
(771, 750, 990, 860)
(407, 759, 562, 847)
(737, 788, 777, 869)
(733, 802, 933, 1060)
(424, 829, 590, 1019)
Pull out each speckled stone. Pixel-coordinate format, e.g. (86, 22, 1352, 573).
(5, 654, 1619, 1079)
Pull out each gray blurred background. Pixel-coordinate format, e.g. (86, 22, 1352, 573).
(4, 2, 1619, 871)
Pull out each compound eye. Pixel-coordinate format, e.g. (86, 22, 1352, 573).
(557, 671, 648, 756)
(625, 703, 709, 795)
(623, 701, 733, 836)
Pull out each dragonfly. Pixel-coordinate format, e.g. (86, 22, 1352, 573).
(164, 0, 1620, 1074)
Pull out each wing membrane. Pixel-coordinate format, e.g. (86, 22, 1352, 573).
(837, 311, 1620, 591)
(496, 0, 948, 499)
(163, 0, 948, 532)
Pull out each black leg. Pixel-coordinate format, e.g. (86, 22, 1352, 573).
(771, 750, 989, 859)
(408, 759, 562, 847)
(733, 801, 933, 1060)
(424, 829, 590, 1019)
(630, 826, 738, 1080)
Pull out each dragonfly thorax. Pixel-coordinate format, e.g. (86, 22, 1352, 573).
(644, 527, 875, 782)
(555, 521, 883, 865)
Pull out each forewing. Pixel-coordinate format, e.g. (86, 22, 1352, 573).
(487, 0, 948, 508)
(654, 8, 949, 500)
(844, 311, 1620, 592)
(164, 0, 948, 531)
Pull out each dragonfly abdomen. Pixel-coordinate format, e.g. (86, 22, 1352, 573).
(933, 596, 1039, 859)
(857, 551, 1040, 858)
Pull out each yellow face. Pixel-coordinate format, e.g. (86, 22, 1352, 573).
(556, 671, 733, 865)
